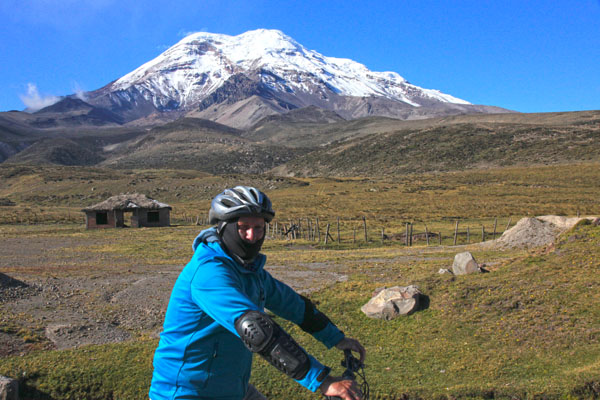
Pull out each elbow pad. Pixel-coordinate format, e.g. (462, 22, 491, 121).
(299, 295, 332, 334)
(235, 310, 310, 380)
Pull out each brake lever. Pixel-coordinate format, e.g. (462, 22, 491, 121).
(325, 350, 366, 400)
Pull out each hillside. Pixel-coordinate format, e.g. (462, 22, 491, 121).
(272, 110, 600, 176)
(4, 138, 104, 166)
(100, 117, 311, 173)
(1, 110, 599, 175)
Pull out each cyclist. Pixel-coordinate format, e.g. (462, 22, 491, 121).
(149, 186, 366, 400)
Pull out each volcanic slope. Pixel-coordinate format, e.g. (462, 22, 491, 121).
(2, 110, 599, 176)
(82, 29, 506, 127)
(101, 117, 311, 174)
(271, 110, 600, 176)
(5, 138, 104, 166)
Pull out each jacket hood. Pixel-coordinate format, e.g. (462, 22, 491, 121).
(192, 227, 220, 251)
(192, 227, 266, 272)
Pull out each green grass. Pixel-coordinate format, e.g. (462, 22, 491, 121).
(1, 223, 599, 399)
(0, 340, 156, 400)
(1, 163, 600, 398)
(2, 163, 599, 241)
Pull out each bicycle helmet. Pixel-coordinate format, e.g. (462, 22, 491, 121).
(208, 186, 275, 224)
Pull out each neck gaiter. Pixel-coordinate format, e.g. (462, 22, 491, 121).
(220, 221, 264, 264)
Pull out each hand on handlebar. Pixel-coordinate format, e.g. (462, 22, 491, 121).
(335, 337, 366, 363)
(320, 375, 362, 400)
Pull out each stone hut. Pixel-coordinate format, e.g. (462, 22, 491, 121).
(82, 194, 171, 229)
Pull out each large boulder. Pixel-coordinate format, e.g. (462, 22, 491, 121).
(452, 252, 480, 275)
(0, 375, 18, 400)
(361, 285, 422, 320)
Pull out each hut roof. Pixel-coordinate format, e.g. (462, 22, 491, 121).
(82, 193, 171, 211)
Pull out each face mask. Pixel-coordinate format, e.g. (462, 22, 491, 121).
(220, 221, 264, 264)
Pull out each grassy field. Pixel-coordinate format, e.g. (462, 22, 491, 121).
(1, 162, 599, 399)
(1, 162, 599, 230)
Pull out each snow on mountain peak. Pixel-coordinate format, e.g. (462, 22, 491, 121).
(111, 29, 470, 110)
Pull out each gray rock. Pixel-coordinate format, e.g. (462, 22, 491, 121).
(438, 268, 453, 275)
(0, 375, 18, 400)
(361, 285, 421, 320)
(452, 252, 480, 275)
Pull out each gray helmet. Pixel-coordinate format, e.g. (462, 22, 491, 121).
(209, 186, 275, 224)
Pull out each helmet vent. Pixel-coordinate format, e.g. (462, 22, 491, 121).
(208, 186, 275, 224)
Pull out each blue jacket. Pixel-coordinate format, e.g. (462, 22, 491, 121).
(149, 228, 345, 400)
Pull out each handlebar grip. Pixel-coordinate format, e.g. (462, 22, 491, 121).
(325, 350, 362, 399)
(342, 368, 355, 380)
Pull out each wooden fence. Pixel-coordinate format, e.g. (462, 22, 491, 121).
(174, 213, 514, 247)
(263, 217, 513, 246)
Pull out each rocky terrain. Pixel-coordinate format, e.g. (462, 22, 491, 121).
(0, 237, 347, 356)
(1, 215, 590, 356)
(1, 109, 599, 177)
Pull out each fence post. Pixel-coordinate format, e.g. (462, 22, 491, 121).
(337, 217, 341, 244)
(467, 226, 470, 243)
(405, 223, 409, 246)
(481, 225, 485, 242)
(493, 218, 498, 239)
(505, 217, 512, 233)
(439, 232, 442, 246)
(425, 224, 430, 246)
(353, 226, 356, 244)
(325, 223, 331, 245)
(316, 217, 321, 242)
(381, 228, 385, 243)
(453, 220, 459, 246)
(409, 223, 413, 246)
(363, 216, 368, 242)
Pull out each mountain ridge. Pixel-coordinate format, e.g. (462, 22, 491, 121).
(77, 29, 507, 127)
(2, 109, 598, 176)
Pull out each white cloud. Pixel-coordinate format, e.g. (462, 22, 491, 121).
(178, 28, 203, 38)
(72, 82, 88, 101)
(19, 83, 61, 112)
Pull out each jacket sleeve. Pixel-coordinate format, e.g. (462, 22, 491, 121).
(189, 255, 260, 335)
(189, 254, 330, 392)
(262, 270, 345, 349)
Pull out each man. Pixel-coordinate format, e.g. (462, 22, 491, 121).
(149, 186, 366, 400)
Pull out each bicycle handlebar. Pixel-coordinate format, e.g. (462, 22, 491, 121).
(325, 349, 369, 400)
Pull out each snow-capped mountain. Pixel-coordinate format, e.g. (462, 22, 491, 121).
(84, 29, 505, 128)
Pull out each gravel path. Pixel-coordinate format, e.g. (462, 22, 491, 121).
(4, 215, 585, 356)
(0, 237, 348, 356)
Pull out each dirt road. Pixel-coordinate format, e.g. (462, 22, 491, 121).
(0, 234, 347, 356)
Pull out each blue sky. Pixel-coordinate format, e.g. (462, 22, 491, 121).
(1, 0, 599, 113)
